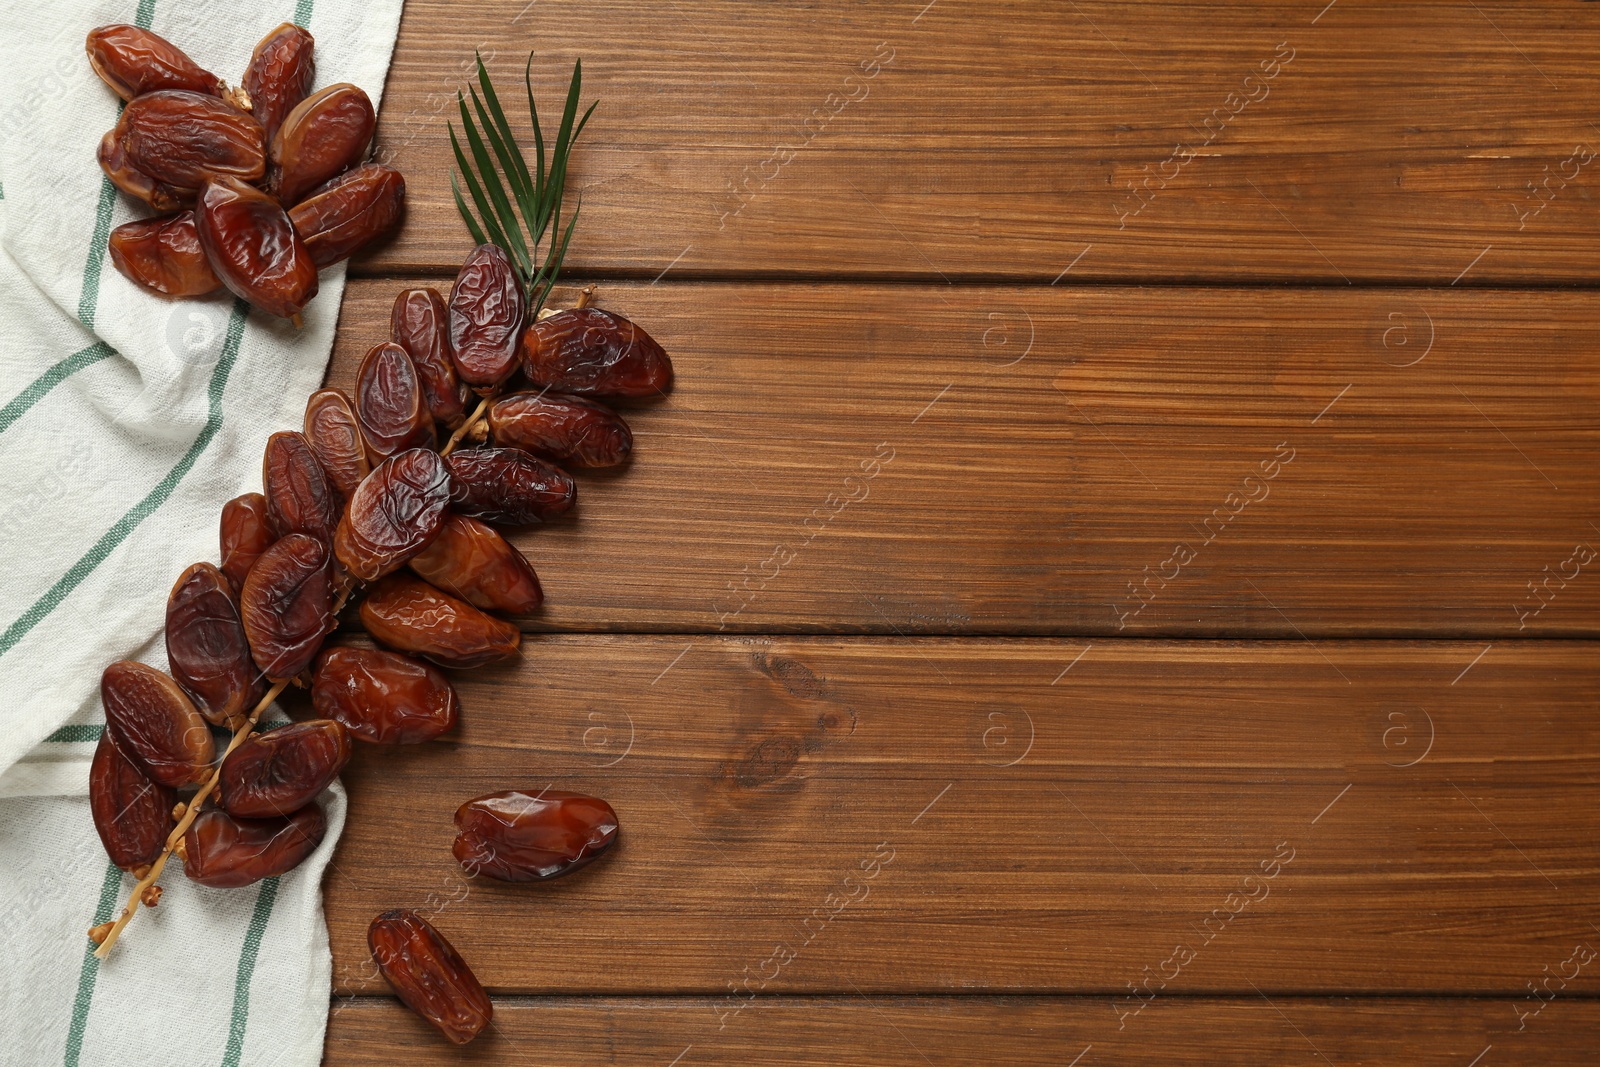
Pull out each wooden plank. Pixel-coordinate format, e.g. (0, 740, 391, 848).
(329, 280, 1600, 636)
(326, 996, 1600, 1065)
(362, 0, 1600, 283)
(316, 637, 1600, 995)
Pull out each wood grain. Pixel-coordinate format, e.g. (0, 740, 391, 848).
(315, 636, 1600, 995)
(330, 280, 1600, 636)
(360, 0, 1600, 283)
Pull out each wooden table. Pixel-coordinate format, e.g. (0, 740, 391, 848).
(319, 2, 1600, 1061)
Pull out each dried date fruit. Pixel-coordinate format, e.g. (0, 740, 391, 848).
(179, 805, 325, 888)
(311, 647, 459, 744)
(263, 430, 341, 542)
(334, 448, 451, 581)
(368, 910, 492, 1045)
(195, 176, 319, 319)
(241, 533, 333, 680)
(303, 389, 369, 501)
(86, 24, 222, 101)
(107, 211, 221, 297)
(165, 563, 262, 728)
(242, 22, 315, 146)
(271, 82, 375, 205)
(99, 128, 187, 212)
(453, 790, 618, 881)
(448, 244, 524, 387)
(391, 288, 469, 428)
(219, 719, 351, 818)
(287, 163, 405, 268)
(359, 574, 520, 669)
(120, 90, 266, 190)
(220, 492, 274, 592)
(488, 390, 633, 468)
(521, 307, 673, 399)
(445, 447, 575, 525)
(102, 660, 215, 788)
(409, 515, 543, 614)
(354, 342, 434, 460)
(90, 731, 175, 872)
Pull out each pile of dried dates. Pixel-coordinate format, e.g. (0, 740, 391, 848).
(89, 23, 404, 318)
(88, 233, 671, 1043)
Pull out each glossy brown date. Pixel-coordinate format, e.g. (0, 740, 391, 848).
(448, 244, 524, 387)
(107, 211, 221, 297)
(166, 562, 262, 728)
(488, 390, 633, 468)
(311, 647, 459, 744)
(101, 660, 214, 788)
(120, 90, 266, 191)
(359, 574, 520, 669)
(90, 731, 175, 872)
(521, 307, 673, 399)
(271, 82, 375, 205)
(243, 22, 315, 146)
(354, 342, 434, 461)
(98, 128, 187, 212)
(334, 449, 452, 582)
(86, 24, 222, 101)
(368, 910, 492, 1045)
(302, 389, 369, 501)
(241, 532, 333, 681)
(195, 176, 318, 319)
(219, 719, 351, 818)
(220, 492, 274, 593)
(287, 163, 405, 268)
(453, 790, 619, 881)
(180, 805, 325, 889)
(391, 287, 468, 428)
(445, 447, 576, 526)
(409, 515, 543, 614)
(263, 430, 341, 543)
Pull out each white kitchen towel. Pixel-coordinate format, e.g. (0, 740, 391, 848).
(0, 0, 402, 1064)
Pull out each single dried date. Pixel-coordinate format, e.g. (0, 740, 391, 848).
(243, 22, 315, 146)
(220, 492, 274, 592)
(312, 647, 459, 744)
(240, 533, 333, 680)
(287, 163, 405, 268)
(120, 90, 266, 191)
(488, 390, 633, 468)
(101, 660, 215, 788)
(448, 244, 524, 387)
(263, 430, 341, 543)
(453, 790, 619, 881)
(271, 82, 375, 205)
(86, 24, 222, 101)
(354, 342, 434, 461)
(369, 910, 492, 1045)
(179, 806, 325, 888)
(334, 449, 452, 582)
(165, 562, 261, 728)
(195, 176, 318, 319)
(303, 389, 369, 501)
(219, 719, 351, 818)
(90, 731, 175, 872)
(359, 574, 520, 669)
(391, 288, 469, 428)
(107, 211, 221, 298)
(445, 447, 576, 526)
(409, 515, 543, 614)
(521, 307, 673, 399)
(99, 128, 187, 212)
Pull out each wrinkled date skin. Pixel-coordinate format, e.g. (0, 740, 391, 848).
(271, 82, 375, 205)
(86, 24, 222, 101)
(359, 574, 520, 669)
(448, 244, 524, 387)
(195, 176, 319, 319)
(120, 90, 266, 192)
(369, 910, 492, 1045)
(446, 447, 576, 526)
(287, 163, 405, 268)
(99, 128, 187, 212)
(181, 805, 325, 889)
(166, 562, 262, 728)
(90, 731, 175, 871)
(263, 430, 341, 542)
(334, 448, 452, 582)
(488, 390, 633, 468)
(241, 533, 333, 680)
(303, 389, 369, 501)
(219, 719, 352, 818)
(243, 22, 315, 146)
(312, 646, 459, 744)
(391, 288, 468, 428)
(453, 790, 619, 881)
(521, 307, 673, 399)
(220, 492, 275, 592)
(355, 342, 434, 460)
(410, 515, 543, 614)
(102, 660, 215, 788)
(107, 211, 221, 297)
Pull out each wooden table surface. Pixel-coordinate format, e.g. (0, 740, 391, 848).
(318, 2, 1600, 1062)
